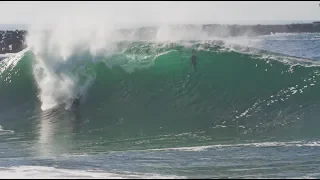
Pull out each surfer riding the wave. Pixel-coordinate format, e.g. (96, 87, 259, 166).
(72, 93, 82, 108)
(190, 49, 197, 72)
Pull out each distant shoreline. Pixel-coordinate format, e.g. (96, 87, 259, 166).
(1, 22, 320, 54)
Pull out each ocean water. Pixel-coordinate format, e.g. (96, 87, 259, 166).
(1, 30, 320, 178)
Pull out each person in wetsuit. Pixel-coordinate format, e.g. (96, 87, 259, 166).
(72, 93, 82, 108)
(72, 98, 80, 108)
(190, 49, 197, 72)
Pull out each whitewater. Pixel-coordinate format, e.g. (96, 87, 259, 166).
(1, 21, 320, 178)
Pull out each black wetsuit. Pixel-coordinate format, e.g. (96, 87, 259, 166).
(191, 55, 197, 65)
(73, 98, 80, 108)
(191, 55, 197, 70)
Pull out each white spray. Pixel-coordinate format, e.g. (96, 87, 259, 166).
(25, 2, 268, 111)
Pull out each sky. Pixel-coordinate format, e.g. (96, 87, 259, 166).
(0, 1, 319, 27)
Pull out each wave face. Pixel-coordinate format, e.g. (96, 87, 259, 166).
(2, 40, 320, 151)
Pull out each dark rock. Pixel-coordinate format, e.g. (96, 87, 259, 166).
(0, 30, 27, 54)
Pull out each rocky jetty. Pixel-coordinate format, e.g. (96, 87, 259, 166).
(0, 30, 27, 54)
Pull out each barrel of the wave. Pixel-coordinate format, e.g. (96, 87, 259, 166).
(63, 42, 320, 143)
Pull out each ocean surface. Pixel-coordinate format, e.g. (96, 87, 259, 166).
(1, 30, 320, 178)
